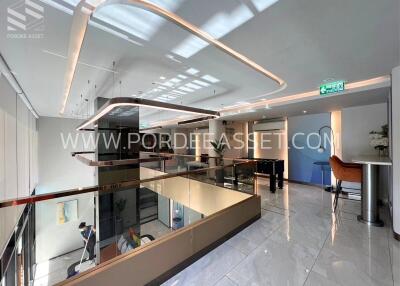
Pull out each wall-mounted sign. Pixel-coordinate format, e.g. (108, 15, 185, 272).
(320, 81, 345, 95)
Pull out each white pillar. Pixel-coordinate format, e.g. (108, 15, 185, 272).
(242, 122, 249, 158)
(392, 66, 400, 238)
(208, 120, 224, 158)
(208, 120, 225, 169)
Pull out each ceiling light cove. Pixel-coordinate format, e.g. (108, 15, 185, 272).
(60, 0, 286, 115)
(221, 75, 390, 115)
(76, 97, 220, 130)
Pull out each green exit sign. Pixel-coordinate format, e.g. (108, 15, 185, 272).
(320, 81, 345, 95)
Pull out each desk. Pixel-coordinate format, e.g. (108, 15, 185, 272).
(352, 156, 392, 227)
(238, 158, 284, 193)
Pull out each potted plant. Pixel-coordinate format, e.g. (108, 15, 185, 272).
(369, 124, 389, 156)
(210, 138, 227, 185)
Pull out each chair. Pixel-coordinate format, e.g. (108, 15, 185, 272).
(329, 155, 362, 211)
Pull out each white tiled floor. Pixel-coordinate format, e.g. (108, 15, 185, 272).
(163, 181, 400, 286)
(33, 220, 171, 286)
(33, 249, 89, 286)
(141, 219, 173, 239)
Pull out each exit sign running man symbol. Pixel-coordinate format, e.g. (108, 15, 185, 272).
(320, 81, 345, 95)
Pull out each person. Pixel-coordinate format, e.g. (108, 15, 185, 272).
(128, 227, 141, 248)
(78, 222, 96, 261)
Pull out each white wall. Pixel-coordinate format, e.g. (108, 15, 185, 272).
(224, 121, 248, 159)
(341, 103, 388, 161)
(35, 193, 94, 262)
(0, 75, 38, 200)
(0, 75, 38, 253)
(36, 117, 96, 193)
(193, 121, 249, 159)
(341, 102, 389, 196)
(35, 117, 96, 262)
(392, 66, 400, 236)
(253, 119, 288, 179)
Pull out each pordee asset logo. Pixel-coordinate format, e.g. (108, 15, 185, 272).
(6, 0, 44, 39)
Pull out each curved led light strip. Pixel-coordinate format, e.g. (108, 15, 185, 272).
(60, 0, 286, 114)
(220, 75, 391, 115)
(60, 0, 92, 114)
(76, 97, 220, 130)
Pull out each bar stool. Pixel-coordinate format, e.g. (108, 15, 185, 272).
(329, 156, 362, 211)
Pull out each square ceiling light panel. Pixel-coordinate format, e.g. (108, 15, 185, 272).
(60, 0, 186, 41)
(251, 0, 279, 12)
(172, 3, 254, 58)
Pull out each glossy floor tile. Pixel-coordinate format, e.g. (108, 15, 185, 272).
(163, 181, 398, 286)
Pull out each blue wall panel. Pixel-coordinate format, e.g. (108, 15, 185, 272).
(288, 113, 331, 185)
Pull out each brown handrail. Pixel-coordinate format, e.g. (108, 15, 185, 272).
(0, 161, 256, 208)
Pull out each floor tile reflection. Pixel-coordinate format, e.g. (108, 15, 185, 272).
(163, 181, 396, 286)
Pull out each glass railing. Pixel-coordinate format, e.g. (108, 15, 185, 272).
(0, 159, 256, 286)
(139, 152, 257, 194)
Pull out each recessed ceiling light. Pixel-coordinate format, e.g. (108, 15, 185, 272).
(165, 54, 182, 63)
(171, 90, 187, 95)
(179, 86, 194, 92)
(171, 4, 254, 58)
(185, 83, 202, 90)
(193, 79, 210, 87)
(170, 78, 182, 83)
(202, 74, 220, 83)
(178, 74, 188, 79)
(161, 81, 175, 87)
(160, 76, 166, 80)
(251, 0, 279, 12)
(186, 68, 199, 75)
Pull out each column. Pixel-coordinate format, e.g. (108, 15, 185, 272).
(208, 119, 225, 159)
(392, 66, 400, 239)
(94, 97, 141, 249)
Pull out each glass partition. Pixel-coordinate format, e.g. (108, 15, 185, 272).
(139, 153, 257, 194)
(0, 161, 255, 286)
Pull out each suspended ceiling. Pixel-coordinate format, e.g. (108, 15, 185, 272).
(0, 0, 398, 127)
